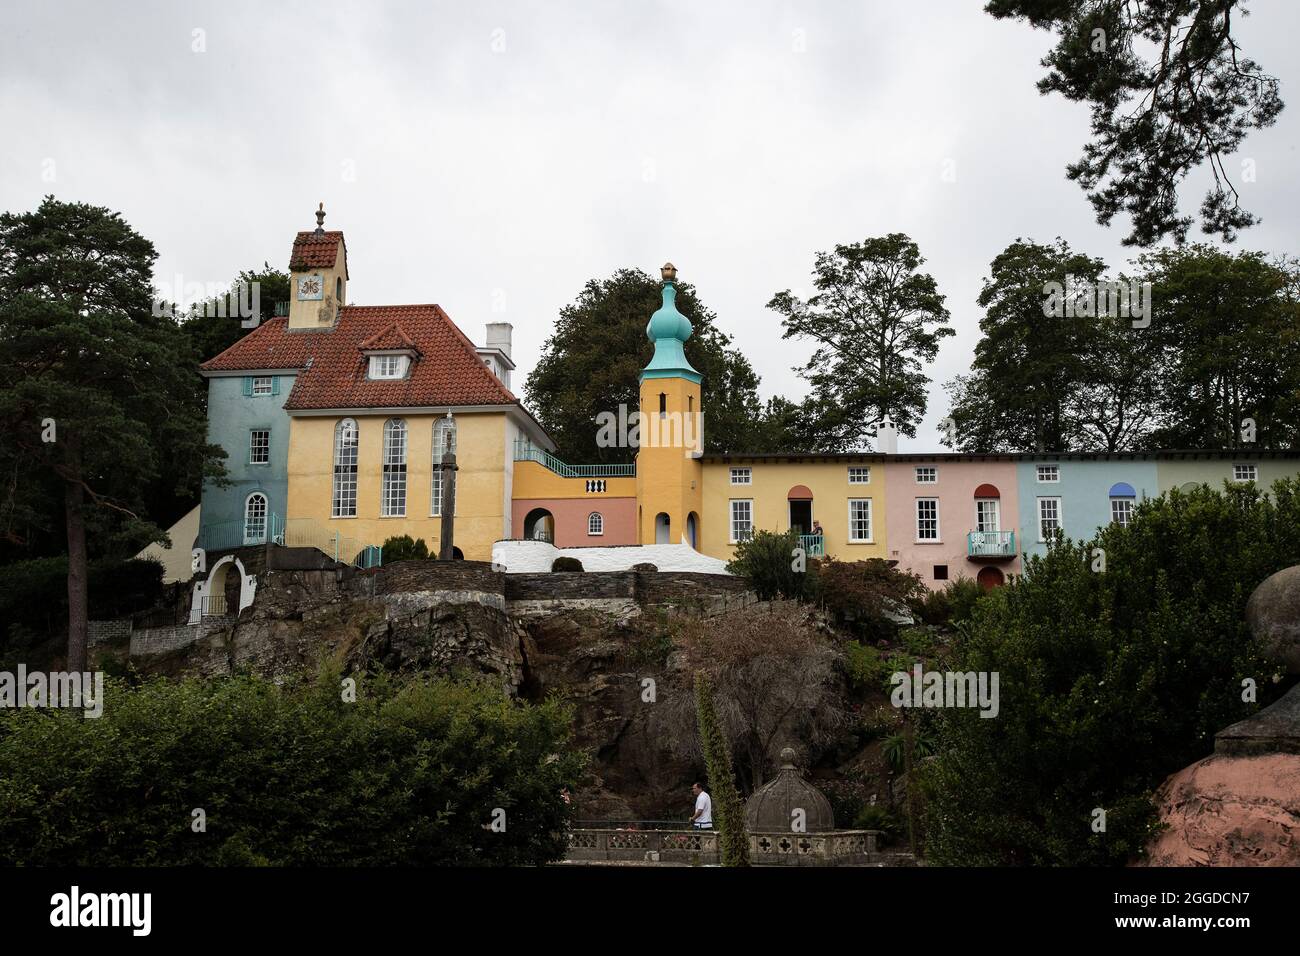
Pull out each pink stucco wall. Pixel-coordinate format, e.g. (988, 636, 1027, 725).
(511, 497, 638, 548)
(882, 459, 1022, 589)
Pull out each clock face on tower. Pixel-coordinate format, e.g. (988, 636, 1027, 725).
(297, 274, 324, 300)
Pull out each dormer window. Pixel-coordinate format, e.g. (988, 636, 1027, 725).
(368, 354, 410, 380)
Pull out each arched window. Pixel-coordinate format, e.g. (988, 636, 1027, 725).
(431, 419, 457, 517)
(244, 493, 268, 545)
(588, 512, 604, 536)
(381, 419, 407, 517)
(1109, 481, 1137, 527)
(332, 419, 358, 517)
(335, 276, 343, 302)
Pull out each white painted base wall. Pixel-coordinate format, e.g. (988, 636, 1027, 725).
(491, 539, 730, 574)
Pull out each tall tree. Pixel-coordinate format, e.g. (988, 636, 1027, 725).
(946, 238, 1111, 452)
(694, 671, 750, 867)
(0, 197, 226, 669)
(179, 263, 291, 365)
(988, 0, 1284, 246)
(768, 234, 954, 452)
(525, 268, 786, 461)
(1138, 245, 1300, 449)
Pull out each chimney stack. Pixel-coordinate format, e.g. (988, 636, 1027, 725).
(876, 416, 898, 454)
(485, 322, 513, 360)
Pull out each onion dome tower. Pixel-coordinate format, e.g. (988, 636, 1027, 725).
(744, 748, 836, 833)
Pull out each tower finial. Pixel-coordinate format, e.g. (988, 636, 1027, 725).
(314, 202, 326, 234)
(661, 261, 677, 282)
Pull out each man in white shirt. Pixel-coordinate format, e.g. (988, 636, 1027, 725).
(689, 782, 713, 829)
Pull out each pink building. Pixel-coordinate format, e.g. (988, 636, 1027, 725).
(883, 455, 1022, 590)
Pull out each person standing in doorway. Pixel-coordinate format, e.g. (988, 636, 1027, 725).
(689, 781, 713, 830)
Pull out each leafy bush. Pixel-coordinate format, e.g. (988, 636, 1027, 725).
(551, 556, 584, 572)
(725, 529, 815, 600)
(0, 669, 585, 865)
(853, 803, 902, 845)
(882, 730, 937, 774)
(845, 641, 891, 693)
(381, 535, 429, 562)
(816, 557, 927, 640)
(923, 480, 1300, 866)
(916, 577, 985, 626)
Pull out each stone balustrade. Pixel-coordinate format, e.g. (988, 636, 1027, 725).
(565, 828, 904, 866)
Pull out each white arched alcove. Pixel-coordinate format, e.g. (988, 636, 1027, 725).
(188, 554, 257, 625)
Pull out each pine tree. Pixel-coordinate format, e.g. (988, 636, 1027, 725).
(694, 670, 749, 867)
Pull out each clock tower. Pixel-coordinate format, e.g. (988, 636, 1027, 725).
(287, 203, 349, 330)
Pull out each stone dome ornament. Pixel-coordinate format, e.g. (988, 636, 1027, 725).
(744, 747, 836, 833)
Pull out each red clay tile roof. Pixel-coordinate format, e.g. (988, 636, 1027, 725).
(289, 230, 347, 275)
(358, 323, 418, 352)
(200, 305, 518, 410)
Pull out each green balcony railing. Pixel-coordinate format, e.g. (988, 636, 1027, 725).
(513, 439, 634, 478)
(196, 514, 383, 568)
(967, 530, 1016, 558)
(799, 534, 826, 557)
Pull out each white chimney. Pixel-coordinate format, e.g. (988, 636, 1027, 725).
(876, 416, 898, 454)
(485, 322, 513, 360)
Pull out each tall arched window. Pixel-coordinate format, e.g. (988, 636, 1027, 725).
(431, 419, 458, 517)
(588, 512, 604, 536)
(244, 492, 268, 544)
(332, 419, 358, 517)
(381, 419, 407, 517)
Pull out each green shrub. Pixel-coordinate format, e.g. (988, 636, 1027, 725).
(882, 730, 936, 774)
(916, 577, 985, 626)
(551, 556, 584, 572)
(853, 803, 902, 844)
(0, 668, 585, 866)
(725, 529, 815, 600)
(923, 480, 1300, 866)
(381, 535, 429, 562)
(845, 641, 890, 693)
(815, 558, 927, 640)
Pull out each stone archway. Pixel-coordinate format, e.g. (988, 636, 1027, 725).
(188, 554, 257, 625)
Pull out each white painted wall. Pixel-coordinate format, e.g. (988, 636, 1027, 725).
(492, 539, 730, 574)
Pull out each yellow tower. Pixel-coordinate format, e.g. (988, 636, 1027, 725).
(287, 203, 349, 330)
(635, 262, 704, 548)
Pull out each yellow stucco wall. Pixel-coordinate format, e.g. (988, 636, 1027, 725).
(699, 459, 888, 562)
(511, 460, 636, 499)
(288, 239, 347, 329)
(286, 411, 507, 561)
(635, 376, 704, 545)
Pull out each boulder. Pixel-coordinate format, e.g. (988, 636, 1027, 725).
(1245, 565, 1300, 674)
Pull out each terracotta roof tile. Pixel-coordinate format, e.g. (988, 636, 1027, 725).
(200, 305, 518, 411)
(358, 323, 418, 352)
(289, 230, 347, 274)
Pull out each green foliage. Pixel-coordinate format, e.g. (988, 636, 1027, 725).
(768, 234, 954, 451)
(882, 730, 936, 775)
(0, 669, 585, 865)
(844, 641, 889, 693)
(551, 556, 585, 572)
(987, 1, 1282, 245)
(725, 529, 814, 601)
(381, 535, 429, 562)
(178, 264, 291, 364)
(923, 481, 1300, 866)
(815, 557, 927, 640)
(917, 578, 986, 627)
(853, 803, 902, 845)
(693, 671, 749, 867)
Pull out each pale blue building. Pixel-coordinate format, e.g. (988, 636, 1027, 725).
(1016, 455, 1160, 559)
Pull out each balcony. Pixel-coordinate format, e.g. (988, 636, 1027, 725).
(799, 534, 826, 558)
(967, 530, 1016, 560)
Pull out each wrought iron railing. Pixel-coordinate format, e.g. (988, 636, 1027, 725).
(196, 514, 382, 568)
(967, 530, 1016, 557)
(197, 518, 270, 552)
(799, 534, 826, 557)
(513, 439, 634, 478)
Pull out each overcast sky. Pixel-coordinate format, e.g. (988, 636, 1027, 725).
(3, 0, 1297, 450)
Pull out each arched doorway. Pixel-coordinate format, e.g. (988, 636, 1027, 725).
(655, 512, 671, 544)
(189, 554, 257, 624)
(686, 512, 699, 549)
(977, 566, 1005, 591)
(243, 492, 268, 545)
(787, 485, 813, 535)
(523, 508, 554, 542)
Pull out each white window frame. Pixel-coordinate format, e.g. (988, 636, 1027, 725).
(847, 498, 872, 543)
(975, 498, 1000, 533)
(249, 429, 270, 465)
(243, 492, 268, 545)
(1232, 463, 1258, 483)
(251, 376, 273, 396)
(1036, 464, 1060, 483)
(1038, 496, 1062, 542)
(368, 354, 409, 380)
(331, 419, 358, 518)
(729, 499, 753, 544)
(587, 512, 604, 536)
(730, 467, 752, 486)
(915, 466, 937, 484)
(915, 498, 940, 542)
(1110, 496, 1135, 527)
(848, 466, 871, 485)
(381, 419, 408, 517)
